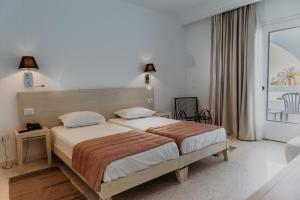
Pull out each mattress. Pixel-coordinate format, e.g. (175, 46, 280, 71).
(51, 123, 179, 183)
(109, 117, 227, 154)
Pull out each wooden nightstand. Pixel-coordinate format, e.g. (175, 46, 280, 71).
(155, 111, 172, 118)
(15, 127, 52, 168)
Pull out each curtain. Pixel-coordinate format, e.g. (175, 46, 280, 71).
(209, 4, 257, 140)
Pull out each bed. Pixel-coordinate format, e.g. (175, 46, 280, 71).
(109, 116, 229, 181)
(51, 123, 179, 183)
(16, 88, 228, 199)
(16, 88, 184, 200)
(51, 122, 180, 200)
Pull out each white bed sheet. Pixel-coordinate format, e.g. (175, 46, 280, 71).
(109, 117, 227, 154)
(51, 123, 179, 183)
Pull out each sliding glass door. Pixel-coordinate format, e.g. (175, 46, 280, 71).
(267, 26, 300, 123)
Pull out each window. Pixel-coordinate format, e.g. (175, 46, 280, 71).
(267, 26, 300, 123)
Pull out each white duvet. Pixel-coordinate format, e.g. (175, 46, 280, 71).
(51, 123, 179, 183)
(109, 117, 227, 154)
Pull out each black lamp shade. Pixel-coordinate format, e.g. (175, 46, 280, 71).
(144, 63, 156, 73)
(19, 56, 39, 70)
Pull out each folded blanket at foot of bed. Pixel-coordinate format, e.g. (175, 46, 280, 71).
(72, 130, 174, 192)
(147, 121, 221, 151)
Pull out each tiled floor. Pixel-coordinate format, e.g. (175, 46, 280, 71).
(0, 139, 286, 200)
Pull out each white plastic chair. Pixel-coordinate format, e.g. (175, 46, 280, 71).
(282, 93, 300, 121)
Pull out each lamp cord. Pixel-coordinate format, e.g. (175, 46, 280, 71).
(1, 139, 13, 169)
(1, 139, 29, 169)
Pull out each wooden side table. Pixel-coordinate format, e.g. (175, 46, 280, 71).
(15, 127, 52, 168)
(155, 111, 172, 118)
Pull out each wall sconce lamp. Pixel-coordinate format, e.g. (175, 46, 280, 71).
(144, 63, 156, 87)
(19, 56, 45, 88)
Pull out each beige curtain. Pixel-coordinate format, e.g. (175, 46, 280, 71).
(209, 4, 257, 140)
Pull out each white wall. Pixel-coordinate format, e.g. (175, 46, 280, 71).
(261, 0, 300, 142)
(261, 0, 300, 24)
(0, 0, 186, 162)
(183, 18, 211, 108)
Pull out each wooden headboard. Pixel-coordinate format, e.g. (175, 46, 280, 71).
(17, 88, 154, 128)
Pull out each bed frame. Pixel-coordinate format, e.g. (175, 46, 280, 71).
(53, 144, 179, 200)
(108, 120, 229, 183)
(176, 141, 228, 183)
(17, 88, 155, 128)
(52, 141, 228, 200)
(17, 88, 229, 200)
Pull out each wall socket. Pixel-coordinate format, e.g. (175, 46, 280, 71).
(24, 108, 34, 116)
(1, 134, 9, 142)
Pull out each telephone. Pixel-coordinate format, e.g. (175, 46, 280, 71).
(26, 123, 42, 131)
(19, 123, 42, 133)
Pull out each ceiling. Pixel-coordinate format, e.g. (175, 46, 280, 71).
(123, 0, 208, 13)
(122, 0, 262, 25)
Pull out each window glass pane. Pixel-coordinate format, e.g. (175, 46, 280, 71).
(267, 26, 300, 123)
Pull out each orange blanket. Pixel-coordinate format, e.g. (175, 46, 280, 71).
(147, 121, 221, 151)
(72, 130, 174, 192)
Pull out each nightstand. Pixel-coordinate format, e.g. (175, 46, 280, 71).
(15, 127, 52, 169)
(155, 111, 172, 118)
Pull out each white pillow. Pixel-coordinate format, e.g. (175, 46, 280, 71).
(59, 111, 106, 128)
(114, 107, 156, 119)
